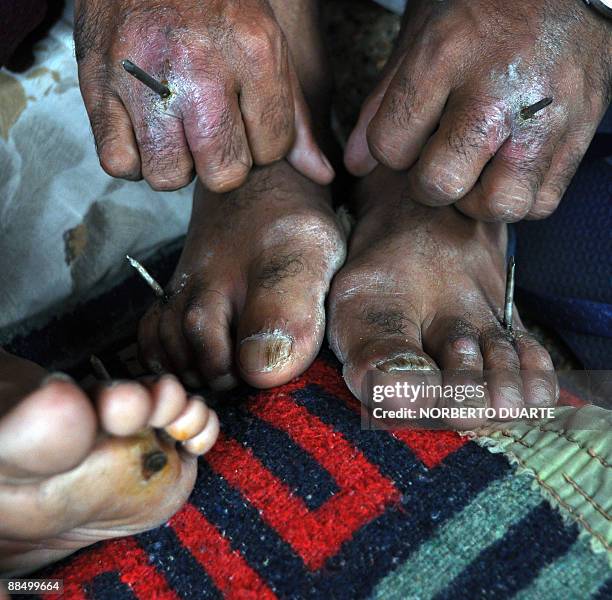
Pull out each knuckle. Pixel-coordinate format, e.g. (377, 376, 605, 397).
(529, 191, 561, 219)
(367, 132, 405, 170)
(146, 170, 193, 192)
(412, 162, 466, 204)
(238, 19, 282, 61)
(204, 164, 250, 193)
(99, 150, 139, 180)
(487, 192, 533, 222)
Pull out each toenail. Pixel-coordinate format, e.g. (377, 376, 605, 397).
(182, 371, 202, 389)
(239, 331, 293, 373)
(375, 353, 437, 373)
(41, 372, 75, 386)
(209, 373, 239, 391)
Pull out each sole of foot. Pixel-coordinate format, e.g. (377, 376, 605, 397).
(0, 349, 219, 576)
(327, 167, 558, 429)
(138, 161, 346, 390)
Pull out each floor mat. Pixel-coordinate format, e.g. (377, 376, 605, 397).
(27, 349, 610, 599)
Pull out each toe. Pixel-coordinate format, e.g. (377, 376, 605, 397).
(182, 409, 220, 455)
(427, 316, 484, 372)
(514, 331, 558, 407)
(165, 396, 210, 442)
(158, 306, 200, 388)
(481, 325, 524, 416)
(138, 304, 172, 375)
(96, 382, 153, 436)
(180, 287, 237, 390)
(328, 277, 439, 404)
(425, 315, 488, 429)
(236, 248, 333, 388)
(146, 374, 188, 428)
(0, 375, 97, 476)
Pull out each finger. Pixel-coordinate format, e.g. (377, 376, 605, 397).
(286, 69, 335, 185)
(79, 66, 141, 180)
(406, 94, 511, 207)
(455, 119, 563, 222)
(366, 61, 450, 173)
(527, 131, 591, 219)
(119, 76, 195, 191)
(344, 32, 408, 176)
(182, 85, 252, 194)
(238, 32, 295, 165)
(346, 43, 451, 176)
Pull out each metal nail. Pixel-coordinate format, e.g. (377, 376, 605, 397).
(122, 59, 171, 99)
(126, 255, 168, 302)
(503, 256, 516, 332)
(520, 97, 553, 120)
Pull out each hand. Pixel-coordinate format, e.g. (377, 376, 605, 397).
(74, 0, 334, 192)
(345, 0, 612, 221)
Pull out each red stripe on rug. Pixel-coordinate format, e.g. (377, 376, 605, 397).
(559, 388, 587, 407)
(296, 359, 467, 468)
(45, 537, 176, 600)
(170, 503, 276, 600)
(206, 409, 398, 571)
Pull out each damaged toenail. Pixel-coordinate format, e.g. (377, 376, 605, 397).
(182, 371, 202, 389)
(142, 450, 167, 479)
(375, 353, 437, 373)
(240, 331, 293, 373)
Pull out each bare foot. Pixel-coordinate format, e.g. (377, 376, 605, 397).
(137, 0, 346, 390)
(138, 161, 346, 390)
(328, 167, 558, 424)
(0, 349, 219, 576)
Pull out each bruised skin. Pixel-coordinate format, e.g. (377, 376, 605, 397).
(327, 167, 558, 422)
(0, 349, 219, 576)
(138, 161, 346, 390)
(345, 0, 612, 222)
(73, 0, 333, 192)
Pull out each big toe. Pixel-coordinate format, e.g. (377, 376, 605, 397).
(236, 241, 341, 388)
(0, 375, 97, 477)
(328, 275, 439, 406)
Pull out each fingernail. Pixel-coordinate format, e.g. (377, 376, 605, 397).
(240, 331, 293, 373)
(41, 372, 75, 386)
(182, 370, 202, 389)
(376, 353, 437, 373)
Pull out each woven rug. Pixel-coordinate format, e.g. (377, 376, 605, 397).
(17, 346, 605, 599)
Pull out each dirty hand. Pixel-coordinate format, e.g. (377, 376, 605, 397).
(345, 0, 612, 221)
(74, 0, 334, 192)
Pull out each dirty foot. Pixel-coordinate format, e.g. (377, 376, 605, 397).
(0, 349, 219, 576)
(328, 167, 558, 425)
(138, 161, 346, 390)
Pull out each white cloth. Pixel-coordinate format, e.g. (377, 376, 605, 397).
(0, 3, 192, 341)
